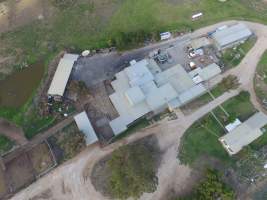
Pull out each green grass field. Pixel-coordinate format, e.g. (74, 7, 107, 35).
(1, 0, 267, 65)
(179, 91, 256, 165)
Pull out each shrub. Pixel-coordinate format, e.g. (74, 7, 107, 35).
(220, 75, 240, 91)
(177, 169, 235, 200)
(108, 143, 158, 199)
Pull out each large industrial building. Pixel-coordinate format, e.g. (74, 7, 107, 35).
(212, 23, 252, 50)
(219, 112, 267, 155)
(109, 58, 221, 135)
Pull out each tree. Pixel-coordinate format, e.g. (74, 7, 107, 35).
(108, 143, 158, 199)
(220, 75, 240, 91)
(177, 169, 235, 200)
(196, 169, 235, 200)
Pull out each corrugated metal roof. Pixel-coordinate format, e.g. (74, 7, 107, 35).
(125, 59, 154, 87)
(212, 23, 252, 48)
(155, 64, 195, 93)
(219, 112, 267, 155)
(125, 86, 146, 106)
(146, 83, 178, 111)
(189, 63, 221, 82)
(48, 54, 79, 96)
(200, 63, 222, 80)
(109, 116, 128, 135)
(74, 111, 98, 145)
(108, 60, 218, 136)
(178, 84, 206, 105)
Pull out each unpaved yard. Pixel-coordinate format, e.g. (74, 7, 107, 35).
(10, 20, 267, 200)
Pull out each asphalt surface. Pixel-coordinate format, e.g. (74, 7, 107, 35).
(72, 35, 190, 87)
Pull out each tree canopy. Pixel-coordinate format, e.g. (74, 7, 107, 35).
(108, 143, 158, 199)
(178, 169, 235, 200)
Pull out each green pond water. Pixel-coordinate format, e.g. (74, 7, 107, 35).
(0, 63, 44, 108)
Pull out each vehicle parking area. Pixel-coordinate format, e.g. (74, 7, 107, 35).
(151, 37, 220, 72)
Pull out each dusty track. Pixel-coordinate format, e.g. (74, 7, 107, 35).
(11, 20, 267, 200)
(0, 118, 27, 145)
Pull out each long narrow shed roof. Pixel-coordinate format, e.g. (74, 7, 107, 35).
(74, 111, 98, 145)
(219, 112, 267, 155)
(48, 54, 79, 96)
(212, 23, 252, 48)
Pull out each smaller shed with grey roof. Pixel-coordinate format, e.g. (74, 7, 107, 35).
(212, 23, 252, 50)
(219, 112, 267, 155)
(74, 111, 98, 145)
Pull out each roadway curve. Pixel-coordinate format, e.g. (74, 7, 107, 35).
(11, 20, 267, 200)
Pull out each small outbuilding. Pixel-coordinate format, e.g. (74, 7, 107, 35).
(74, 111, 98, 146)
(219, 112, 267, 155)
(212, 23, 252, 50)
(48, 53, 79, 100)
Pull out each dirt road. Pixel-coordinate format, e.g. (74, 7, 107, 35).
(11, 21, 267, 200)
(0, 118, 27, 145)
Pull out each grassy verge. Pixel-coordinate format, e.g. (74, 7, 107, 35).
(181, 75, 239, 113)
(179, 91, 256, 165)
(0, 103, 55, 140)
(254, 50, 267, 108)
(0, 135, 13, 155)
(250, 125, 267, 151)
(221, 37, 257, 69)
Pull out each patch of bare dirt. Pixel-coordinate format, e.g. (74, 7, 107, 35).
(29, 188, 53, 200)
(0, 0, 53, 33)
(27, 142, 55, 175)
(0, 118, 27, 145)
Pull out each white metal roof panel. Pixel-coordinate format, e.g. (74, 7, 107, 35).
(146, 83, 178, 111)
(225, 119, 242, 132)
(125, 86, 146, 106)
(178, 84, 206, 105)
(245, 112, 267, 129)
(48, 54, 78, 96)
(109, 116, 128, 135)
(74, 111, 98, 145)
(63, 53, 79, 61)
(220, 124, 262, 154)
(213, 23, 252, 48)
(200, 63, 222, 81)
(155, 64, 195, 93)
(168, 98, 182, 110)
(220, 112, 267, 155)
(125, 59, 154, 87)
(48, 59, 74, 96)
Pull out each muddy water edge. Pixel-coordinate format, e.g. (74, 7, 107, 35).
(0, 62, 44, 108)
